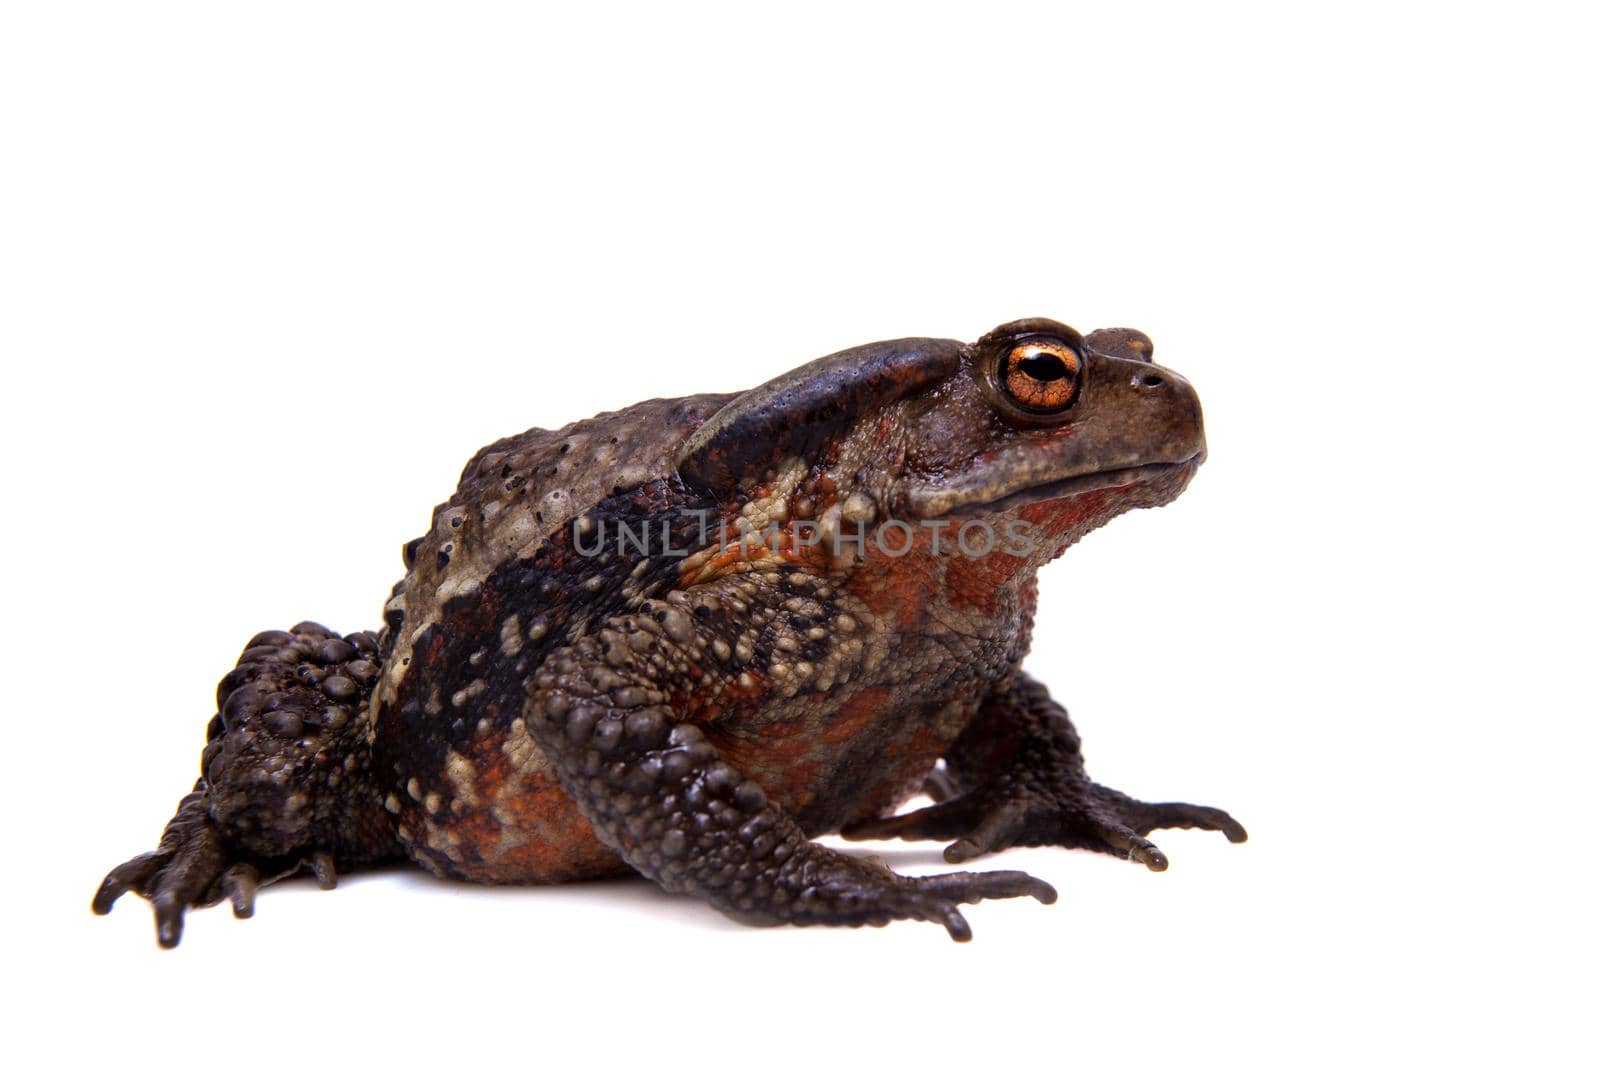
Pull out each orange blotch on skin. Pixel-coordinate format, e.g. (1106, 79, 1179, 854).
(716, 726, 816, 789)
(427, 725, 624, 884)
(942, 547, 1029, 613)
(820, 687, 891, 744)
(1018, 488, 1121, 539)
(847, 533, 943, 631)
(479, 776, 623, 882)
(873, 414, 897, 446)
(783, 758, 823, 803)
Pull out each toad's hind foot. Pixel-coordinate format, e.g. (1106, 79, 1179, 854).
(92, 787, 339, 947)
(93, 622, 401, 947)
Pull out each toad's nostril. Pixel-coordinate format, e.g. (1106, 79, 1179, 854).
(1138, 372, 1166, 389)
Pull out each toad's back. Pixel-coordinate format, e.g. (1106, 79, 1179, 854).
(370, 393, 732, 881)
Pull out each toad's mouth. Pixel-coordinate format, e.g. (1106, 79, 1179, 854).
(902, 453, 1204, 519)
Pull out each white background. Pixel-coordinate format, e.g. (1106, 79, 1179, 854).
(3, 3, 1594, 1064)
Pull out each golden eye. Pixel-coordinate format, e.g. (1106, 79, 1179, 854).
(1002, 341, 1081, 412)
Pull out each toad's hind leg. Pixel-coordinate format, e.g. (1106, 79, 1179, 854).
(93, 622, 402, 947)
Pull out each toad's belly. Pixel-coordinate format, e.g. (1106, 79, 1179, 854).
(380, 677, 975, 884)
(698, 684, 980, 836)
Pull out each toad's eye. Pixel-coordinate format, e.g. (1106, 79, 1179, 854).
(1002, 341, 1082, 412)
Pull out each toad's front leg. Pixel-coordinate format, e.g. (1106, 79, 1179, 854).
(843, 672, 1246, 869)
(526, 607, 1056, 940)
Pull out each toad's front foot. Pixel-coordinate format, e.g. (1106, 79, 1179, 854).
(92, 787, 337, 948)
(846, 675, 1247, 870)
(844, 778, 1246, 870)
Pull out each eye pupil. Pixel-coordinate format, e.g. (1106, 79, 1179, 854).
(1017, 353, 1067, 382)
(1000, 340, 1081, 414)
